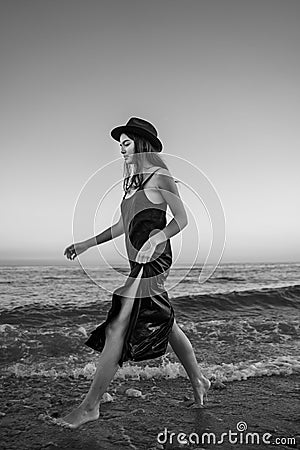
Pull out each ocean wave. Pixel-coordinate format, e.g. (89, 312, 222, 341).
(179, 276, 245, 285)
(207, 276, 246, 283)
(4, 355, 300, 382)
(172, 283, 300, 313)
(0, 303, 107, 326)
(1, 284, 299, 326)
(42, 276, 73, 280)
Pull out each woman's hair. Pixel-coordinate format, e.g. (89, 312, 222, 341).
(123, 132, 170, 193)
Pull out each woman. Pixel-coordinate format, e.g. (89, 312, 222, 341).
(59, 117, 210, 429)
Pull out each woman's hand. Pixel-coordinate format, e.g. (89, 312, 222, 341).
(64, 241, 90, 261)
(135, 239, 157, 264)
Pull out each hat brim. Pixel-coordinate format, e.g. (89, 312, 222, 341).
(110, 126, 163, 152)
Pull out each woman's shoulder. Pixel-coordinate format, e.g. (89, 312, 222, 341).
(151, 167, 176, 190)
(151, 166, 172, 177)
(153, 166, 173, 180)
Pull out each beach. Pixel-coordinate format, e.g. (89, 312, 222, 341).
(0, 373, 299, 450)
(1, 263, 299, 449)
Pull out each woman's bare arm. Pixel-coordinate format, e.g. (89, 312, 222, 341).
(149, 168, 188, 246)
(85, 214, 124, 248)
(64, 214, 124, 260)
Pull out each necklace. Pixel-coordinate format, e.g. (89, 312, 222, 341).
(125, 168, 156, 195)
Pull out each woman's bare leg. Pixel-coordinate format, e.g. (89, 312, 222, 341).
(168, 319, 210, 406)
(57, 268, 143, 428)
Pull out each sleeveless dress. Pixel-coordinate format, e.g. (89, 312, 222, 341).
(85, 168, 175, 367)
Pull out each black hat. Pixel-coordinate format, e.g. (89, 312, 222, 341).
(110, 117, 163, 152)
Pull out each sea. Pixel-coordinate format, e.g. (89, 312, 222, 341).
(0, 262, 299, 383)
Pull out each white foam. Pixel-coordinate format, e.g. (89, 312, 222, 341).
(4, 355, 300, 382)
(204, 355, 300, 382)
(0, 323, 18, 333)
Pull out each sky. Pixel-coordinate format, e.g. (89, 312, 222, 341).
(1, 0, 300, 266)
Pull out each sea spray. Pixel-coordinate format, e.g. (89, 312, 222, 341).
(4, 355, 300, 382)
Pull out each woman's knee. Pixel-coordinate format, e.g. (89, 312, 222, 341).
(170, 319, 185, 342)
(105, 300, 134, 339)
(105, 318, 126, 339)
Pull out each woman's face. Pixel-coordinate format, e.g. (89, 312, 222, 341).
(120, 133, 135, 164)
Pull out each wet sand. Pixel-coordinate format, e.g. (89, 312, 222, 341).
(0, 374, 299, 450)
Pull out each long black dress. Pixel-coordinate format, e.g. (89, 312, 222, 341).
(85, 168, 175, 367)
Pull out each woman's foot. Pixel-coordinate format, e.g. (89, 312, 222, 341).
(191, 376, 211, 408)
(55, 404, 100, 429)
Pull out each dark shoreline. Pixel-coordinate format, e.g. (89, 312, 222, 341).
(0, 373, 299, 449)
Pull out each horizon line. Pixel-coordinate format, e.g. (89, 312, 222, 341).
(0, 259, 299, 267)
